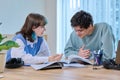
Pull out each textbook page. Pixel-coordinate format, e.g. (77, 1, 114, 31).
(68, 55, 93, 65)
(63, 63, 86, 68)
(31, 62, 63, 70)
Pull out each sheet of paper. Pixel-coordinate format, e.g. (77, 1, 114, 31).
(68, 55, 93, 65)
(31, 62, 63, 70)
(0, 75, 4, 78)
(31, 62, 54, 70)
(63, 63, 85, 68)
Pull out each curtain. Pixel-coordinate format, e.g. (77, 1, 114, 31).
(57, 0, 120, 53)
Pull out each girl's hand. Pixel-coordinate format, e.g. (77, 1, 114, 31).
(48, 54, 63, 62)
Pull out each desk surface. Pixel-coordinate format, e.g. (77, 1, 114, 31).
(0, 66, 120, 80)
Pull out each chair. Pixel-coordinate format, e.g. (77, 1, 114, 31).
(3, 34, 47, 41)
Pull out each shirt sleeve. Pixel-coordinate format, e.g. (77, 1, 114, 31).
(101, 23, 115, 60)
(64, 32, 81, 58)
(11, 39, 49, 65)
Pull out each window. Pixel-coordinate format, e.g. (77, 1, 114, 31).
(57, 0, 120, 53)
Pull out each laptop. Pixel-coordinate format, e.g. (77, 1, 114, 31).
(115, 40, 120, 64)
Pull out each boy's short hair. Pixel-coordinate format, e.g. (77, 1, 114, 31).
(71, 10, 93, 29)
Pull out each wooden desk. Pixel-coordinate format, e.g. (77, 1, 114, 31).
(0, 66, 120, 80)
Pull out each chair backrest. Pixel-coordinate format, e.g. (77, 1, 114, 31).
(43, 34, 47, 41)
(2, 34, 14, 42)
(2, 34, 47, 41)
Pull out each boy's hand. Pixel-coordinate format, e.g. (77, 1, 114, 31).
(78, 45, 90, 59)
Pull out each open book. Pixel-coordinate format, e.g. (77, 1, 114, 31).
(31, 55, 92, 70)
(67, 55, 93, 65)
(31, 60, 86, 70)
(31, 62, 63, 70)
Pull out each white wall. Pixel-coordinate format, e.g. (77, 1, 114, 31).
(0, 0, 57, 54)
(45, 0, 57, 54)
(0, 0, 46, 34)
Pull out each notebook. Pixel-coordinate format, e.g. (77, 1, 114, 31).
(115, 40, 120, 64)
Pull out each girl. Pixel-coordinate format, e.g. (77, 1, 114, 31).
(6, 13, 62, 65)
